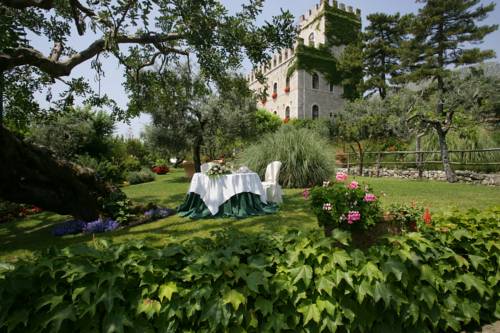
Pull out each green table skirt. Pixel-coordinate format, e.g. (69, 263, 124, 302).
(177, 192, 278, 219)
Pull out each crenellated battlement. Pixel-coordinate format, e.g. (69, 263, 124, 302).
(246, 1, 360, 83)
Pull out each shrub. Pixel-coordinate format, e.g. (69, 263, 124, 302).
(76, 155, 125, 184)
(0, 208, 499, 332)
(239, 126, 334, 188)
(127, 168, 156, 185)
(151, 165, 169, 175)
(310, 172, 382, 235)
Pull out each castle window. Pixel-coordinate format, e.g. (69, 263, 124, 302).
(279, 54, 282, 63)
(273, 111, 277, 115)
(285, 106, 290, 119)
(284, 50, 288, 59)
(312, 73, 319, 89)
(330, 83, 334, 92)
(308, 33, 315, 47)
(312, 105, 319, 120)
(273, 82, 278, 94)
(273, 57, 277, 67)
(285, 76, 290, 89)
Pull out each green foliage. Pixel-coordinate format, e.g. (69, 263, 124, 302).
(239, 126, 334, 188)
(386, 203, 425, 232)
(76, 155, 125, 184)
(99, 191, 134, 224)
(254, 108, 282, 136)
(126, 168, 156, 185)
(310, 178, 382, 231)
(288, 118, 332, 140)
(0, 207, 499, 332)
(323, 4, 362, 47)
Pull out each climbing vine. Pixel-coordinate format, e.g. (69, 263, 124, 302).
(286, 4, 362, 100)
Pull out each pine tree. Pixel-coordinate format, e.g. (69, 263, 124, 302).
(404, 0, 497, 182)
(363, 13, 410, 99)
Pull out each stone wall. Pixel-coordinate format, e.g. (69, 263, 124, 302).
(336, 168, 500, 186)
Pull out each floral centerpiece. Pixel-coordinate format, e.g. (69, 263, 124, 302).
(309, 171, 382, 236)
(206, 163, 231, 178)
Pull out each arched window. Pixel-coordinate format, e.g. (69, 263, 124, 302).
(285, 76, 290, 89)
(273, 82, 278, 94)
(285, 106, 290, 119)
(330, 83, 334, 92)
(308, 32, 315, 47)
(284, 50, 288, 60)
(273, 111, 277, 115)
(279, 54, 282, 63)
(312, 73, 319, 89)
(312, 105, 319, 120)
(273, 57, 277, 67)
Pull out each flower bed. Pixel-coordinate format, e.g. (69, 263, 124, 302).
(152, 165, 169, 175)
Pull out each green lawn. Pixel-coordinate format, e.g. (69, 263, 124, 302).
(0, 169, 498, 262)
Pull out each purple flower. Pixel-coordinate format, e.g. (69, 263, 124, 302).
(83, 218, 119, 234)
(302, 188, 310, 200)
(53, 220, 86, 236)
(144, 208, 175, 221)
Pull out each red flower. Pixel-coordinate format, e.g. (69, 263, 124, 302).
(272, 92, 278, 99)
(261, 98, 267, 105)
(283, 117, 290, 124)
(152, 165, 169, 175)
(423, 208, 431, 225)
(284, 87, 290, 93)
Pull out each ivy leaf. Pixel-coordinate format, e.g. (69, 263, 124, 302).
(137, 299, 161, 319)
(255, 297, 273, 316)
(290, 265, 313, 288)
(317, 298, 336, 315)
(244, 271, 266, 292)
(331, 250, 351, 269)
(158, 282, 178, 302)
(459, 300, 481, 324)
(103, 309, 132, 333)
(381, 258, 406, 281)
(298, 302, 322, 325)
(373, 281, 396, 307)
(359, 262, 384, 282)
(334, 270, 353, 288)
(36, 294, 65, 312)
(419, 264, 439, 286)
(356, 279, 374, 304)
(41, 305, 76, 332)
(331, 229, 351, 245)
(468, 255, 486, 270)
(4, 309, 29, 332)
(459, 273, 487, 297)
(223, 289, 246, 310)
(316, 276, 335, 296)
(418, 286, 437, 308)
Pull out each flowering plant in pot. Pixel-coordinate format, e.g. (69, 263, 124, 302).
(284, 86, 290, 93)
(309, 172, 382, 236)
(272, 92, 278, 99)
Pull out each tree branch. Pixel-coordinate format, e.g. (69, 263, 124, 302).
(0, 33, 185, 77)
(0, 0, 53, 9)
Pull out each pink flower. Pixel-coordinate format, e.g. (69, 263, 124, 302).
(302, 188, 310, 200)
(347, 211, 361, 224)
(323, 203, 332, 211)
(335, 172, 348, 182)
(348, 181, 359, 190)
(364, 193, 377, 202)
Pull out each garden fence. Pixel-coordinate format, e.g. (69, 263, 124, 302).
(338, 148, 500, 176)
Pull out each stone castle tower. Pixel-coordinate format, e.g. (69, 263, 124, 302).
(246, 0, 361, 120)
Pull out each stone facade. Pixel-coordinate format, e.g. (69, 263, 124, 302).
(246, 1, 360, 120)
(337, 168, 500, 186)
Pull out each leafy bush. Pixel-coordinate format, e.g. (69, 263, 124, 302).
(310, 172, 382, 234)
(127, 168, 156, 185)
(1, 207, 498, 332)
(76, 155, 125, 184)
(239, 126, 334, 188)
(386, 203, 426, 232)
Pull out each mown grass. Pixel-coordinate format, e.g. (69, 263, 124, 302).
(0, 168, 498, 262)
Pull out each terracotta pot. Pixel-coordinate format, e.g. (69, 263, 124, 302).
(182, 161, 195, 179)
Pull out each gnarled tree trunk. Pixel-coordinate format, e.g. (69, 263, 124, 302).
(0, 126, 120, 221)
(435, 126, 457, 183)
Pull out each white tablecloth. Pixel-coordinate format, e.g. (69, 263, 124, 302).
(188, 172, 267, 215)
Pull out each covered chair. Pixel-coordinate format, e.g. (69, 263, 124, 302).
(261, 161, 283, 204)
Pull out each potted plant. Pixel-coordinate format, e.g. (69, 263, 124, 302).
(272, 92, 278, 99)
(284, 86, 290, 93)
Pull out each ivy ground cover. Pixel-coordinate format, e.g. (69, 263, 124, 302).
(0, 207, 499, 332)
(1, 169, 500, 261)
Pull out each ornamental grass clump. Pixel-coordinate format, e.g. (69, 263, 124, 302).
(239, 126, 333, 188)
(309, 171, 382, 236)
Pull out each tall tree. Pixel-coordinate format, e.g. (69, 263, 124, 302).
(0, 0, 294, 219)
(362, 13, 410, 99)
(403, 0, 497, 182)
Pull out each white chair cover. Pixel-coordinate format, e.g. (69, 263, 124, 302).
(200, 163, 214, 173)
(261, 161, 283, 204)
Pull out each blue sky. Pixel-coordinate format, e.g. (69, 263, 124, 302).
(33, 0, 500, 137)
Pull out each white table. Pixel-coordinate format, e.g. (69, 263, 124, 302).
(187, 172, 267, 215)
